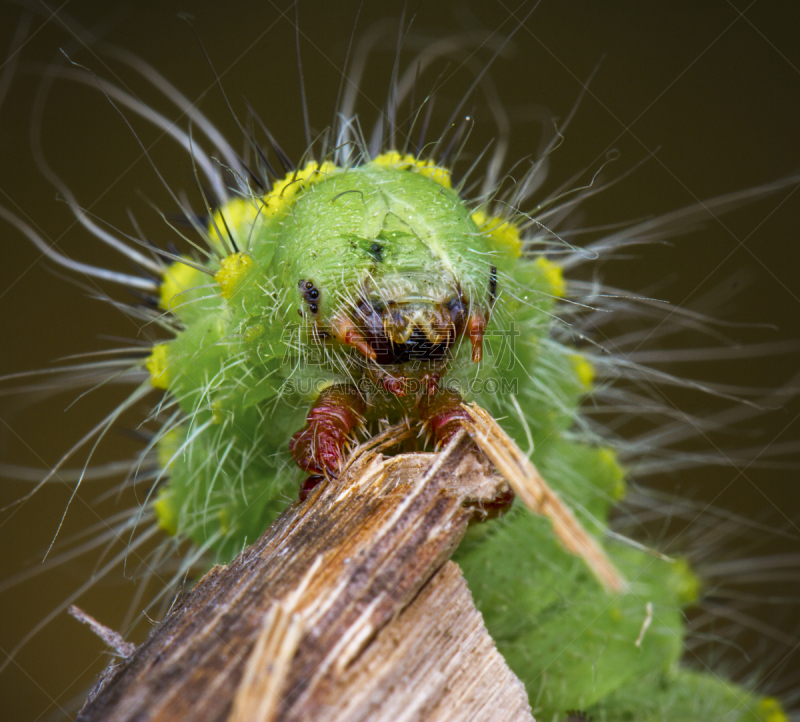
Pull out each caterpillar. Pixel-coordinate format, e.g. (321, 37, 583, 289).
(1, 2, 799, 720)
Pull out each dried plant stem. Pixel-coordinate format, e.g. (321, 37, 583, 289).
(460, 403, 626, 593)
(75, 428, 533, 722)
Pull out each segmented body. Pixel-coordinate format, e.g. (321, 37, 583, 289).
(144, 153, 781, 719)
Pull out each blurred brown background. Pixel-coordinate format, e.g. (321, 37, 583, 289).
(0, 1, 798, 719)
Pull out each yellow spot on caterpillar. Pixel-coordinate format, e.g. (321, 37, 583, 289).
(471, 209, 522, 258)
(146, 343, 172, 390)
(371, 151, 452, 188)
(207, 198, 263, 250)
(534, 256, 566, 298)
(160, 258, 203, 310)
(570, 353, 595, 391)
(211, 400, 231, 425)
(218, 507, 231, 535)
(264, 161, 338, 216)
(207, 162, 338, 250)
(153, 429, 182, 535)
(597, 447, 626, 500)
(154, 489, 178, 536)
(215, 252, 255, 299)
(758, 697, 789, 722)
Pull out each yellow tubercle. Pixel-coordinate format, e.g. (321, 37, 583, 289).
(534, 256, 566, 298)
(154, 489, 178, 536)
(207, 197, 263, 251)
(215, 252, 256, 299)
(146, 343, 172, 390)
(153, 427, 183, 536)
(217, 507, 231, 535)
(758, 697, 789, 722)
(160, 258, 204, 311)
(371, 151, 452, 188)
(207, 162, 338, 252)
(153, 428, 182, 535)
(211, 399, 231, 425)
(263, 161, 338, 217)
(570, 353, 595, 391)
(597, 447, 626, 500)
(156, 428, 181, 471)
(471, 209, 522, 259)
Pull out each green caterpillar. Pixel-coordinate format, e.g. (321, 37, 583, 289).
(136, 151, 783, 720)
(1, 5, 796, 720)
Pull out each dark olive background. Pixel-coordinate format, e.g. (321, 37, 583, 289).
(0, 1, 798, 719)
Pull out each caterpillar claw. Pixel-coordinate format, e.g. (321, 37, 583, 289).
(380, 375, 406, 397)
(418, 389, 473, 446)
(465, 485, 516, 521)
(298, 474, 325, 502)
(422, 372, 440, 396)
(289, 385, 366, 478)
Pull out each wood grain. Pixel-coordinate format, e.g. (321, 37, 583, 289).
(75, 430, 533, 722)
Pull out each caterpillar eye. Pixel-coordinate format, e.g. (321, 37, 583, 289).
(299, 278, 321, 313)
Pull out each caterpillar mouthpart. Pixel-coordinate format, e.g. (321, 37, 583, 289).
(328, 313, 376, 361)
(354, 297, 465, 366)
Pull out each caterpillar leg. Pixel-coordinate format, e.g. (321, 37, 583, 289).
(419, 390, 515, 518)
(418, 389, 473, 445)
(289, 385, 366, 485)
(298, 474, 325, 502)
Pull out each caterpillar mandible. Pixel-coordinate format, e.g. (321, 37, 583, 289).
(1, 2, 799, 721)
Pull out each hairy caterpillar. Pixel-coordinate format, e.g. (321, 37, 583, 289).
(1, 2, 799, 720)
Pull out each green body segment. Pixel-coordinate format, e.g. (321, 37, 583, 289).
(147, 155, 785, 721)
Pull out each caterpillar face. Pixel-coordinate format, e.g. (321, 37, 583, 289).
(276, 163, 493, 381)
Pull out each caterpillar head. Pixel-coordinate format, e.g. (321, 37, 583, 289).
(273, 156, 495, 378)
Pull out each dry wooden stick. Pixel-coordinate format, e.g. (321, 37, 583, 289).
(460, 403, 626, 592)
(68, 605, 137, 658)
(74, 429, 533, 722)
